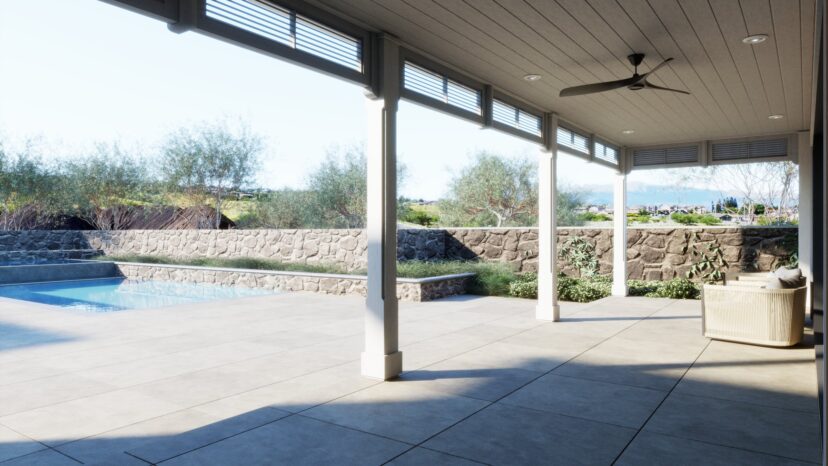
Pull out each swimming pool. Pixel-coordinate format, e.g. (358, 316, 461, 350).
(0, 278, 275, 312)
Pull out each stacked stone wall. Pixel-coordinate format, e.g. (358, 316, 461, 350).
(0, 226, 797, 279)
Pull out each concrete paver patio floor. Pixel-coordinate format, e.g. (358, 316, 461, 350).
(0, 292, 821, 465)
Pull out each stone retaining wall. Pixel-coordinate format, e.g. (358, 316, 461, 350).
(0, 226, 797, 280)
(115, 263, 471, 302)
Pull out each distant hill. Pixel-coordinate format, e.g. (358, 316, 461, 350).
(584, 185, 732, 207)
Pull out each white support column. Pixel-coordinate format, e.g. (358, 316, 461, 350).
(536, 113, 560, 321)
(612, 171, 628, 296)
(797, 131, 813, 313)
(362, 36, 402, 380)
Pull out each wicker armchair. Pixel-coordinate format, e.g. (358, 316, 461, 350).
(701, 284, 807, 347)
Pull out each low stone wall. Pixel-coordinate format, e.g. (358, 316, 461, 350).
(444, 226, 797, 280)
(115, 262, 471, 302)
(0, 226, 797, 281)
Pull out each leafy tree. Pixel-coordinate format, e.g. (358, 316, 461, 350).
(239, 189, 323, 229)
(0, 142, 66, 230)
(62, 143, 150, 230)
(161, 121, 263, 228)
(438, 153, 537, 227)
(305, 146, 406, 228)
(438, 152, 584, 227)
(307, 147, 368, 228)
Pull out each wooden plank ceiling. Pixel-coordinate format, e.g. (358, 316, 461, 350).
(307, 0, 817, 147)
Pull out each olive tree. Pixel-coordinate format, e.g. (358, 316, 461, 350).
(0, 142, 66, 230)
(438, 152, 585, 227)
(62, 143, 150, 230)
(161, 121, 263, 229)
(307, 146, 368, 228)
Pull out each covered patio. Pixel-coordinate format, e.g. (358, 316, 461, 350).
(0, 0, 825, 464)
(0, 292, 820, 464)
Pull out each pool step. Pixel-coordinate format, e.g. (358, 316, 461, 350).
(0, 261, 121, 285)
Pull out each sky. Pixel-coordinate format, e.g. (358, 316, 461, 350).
(0, 0, 728, 205)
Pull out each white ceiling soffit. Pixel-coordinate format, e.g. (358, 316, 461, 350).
(307, 0, 817, 147)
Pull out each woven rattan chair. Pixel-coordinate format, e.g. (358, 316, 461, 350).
(701, 284, 807, 347)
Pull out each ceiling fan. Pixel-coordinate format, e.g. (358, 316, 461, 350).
(559, 53, 690, 97)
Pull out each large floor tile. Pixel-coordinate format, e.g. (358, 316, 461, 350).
(616, 431, 816, 466)
(161, 415, 409, 465)
(447, 340, 576, 373)
(198, 362, 380, 414)
(500, 374, 666, 428)
(0, 373, 116, 417)
(0, 390, 183, 446)
(303, 381, 489, 443)
(643, 394, 822, 463)
(399, 359, 539, 401)
(128, 407, 288, 464)
(0, 449, 82, 466)
(423, 403, 636, 466)
(0, 424, 46, 463)
(387, 447, 483, 465)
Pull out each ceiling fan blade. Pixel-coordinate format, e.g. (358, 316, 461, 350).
(641, 57, 674, 78)
(643, 81, 691, 95)
(559, 76, 638, 97)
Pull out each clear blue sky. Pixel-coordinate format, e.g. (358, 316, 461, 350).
(0, 0, 717, 204)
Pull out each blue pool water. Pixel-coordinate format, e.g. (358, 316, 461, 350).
(0, 278, 274, 312)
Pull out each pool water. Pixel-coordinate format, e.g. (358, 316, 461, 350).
(0, 278, 275, 312)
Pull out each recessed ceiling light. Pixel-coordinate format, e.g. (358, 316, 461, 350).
(621, 129, 635, 134)
(742, 34, 768, 45)
(768, 114, 785, 120)
(523, 74, 542, 82)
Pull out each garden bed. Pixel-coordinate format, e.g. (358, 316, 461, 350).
(98, 255, 702, 303)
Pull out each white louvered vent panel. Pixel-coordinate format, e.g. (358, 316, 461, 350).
(594, 141, 619, 165)
(633, 145, 698, 167)
(557, 127, 590, 155)
(492, 100, 542, 137)
(403, 62, 481, 115)
(206, 0, 362, 71)
(711, 138, 787, 162)
(748, 138, 787, 158)
(711, 142, 749, 161)
(665, 146, 699, 164)
(633, 148, 666, 166)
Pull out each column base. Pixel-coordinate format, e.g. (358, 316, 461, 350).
(612, 283, 628, 297)
(361, 351, 403, 380)
(535, 302, 560, 321)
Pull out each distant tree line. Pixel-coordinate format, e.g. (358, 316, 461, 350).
(0, 120, 261, 230)
(1, 125, 587, 230)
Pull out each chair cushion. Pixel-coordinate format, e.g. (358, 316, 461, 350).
(772, 268, 804, 288)
(765, 276, 785, 289)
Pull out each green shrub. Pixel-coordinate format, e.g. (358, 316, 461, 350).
(557, 275, 611, 303)
(698, 215, 722, 225)
(508, 272, 537, 299)
(559, 237, 599, 278)
(627, 279, 660, 296)
(642, 278, 700, 299)
(670, 212, 722, 225)
(578, 212, 611, 222)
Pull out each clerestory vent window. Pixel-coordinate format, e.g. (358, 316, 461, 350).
(711, 138, 787, 162)
(633, 145, 699, 167)
(557, 127, 590, 155)
(403, 62, 482, 115)
(492, 100, 542, 137)
(594, 141, 619, 165)
(206, 0, 362, 71)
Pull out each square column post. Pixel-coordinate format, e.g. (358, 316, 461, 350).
(612, 171, 628, 296)
(362, 35, 402, 380)
(797, 131, 813, 315)
(536, 113, 560, 321)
